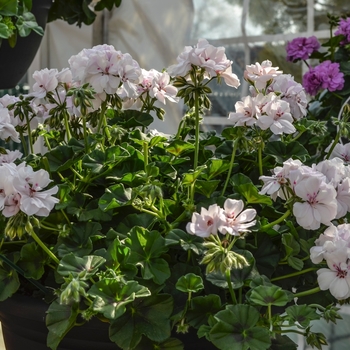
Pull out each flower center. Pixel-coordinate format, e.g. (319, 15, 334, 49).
(207, 219, 213, 227)
(334, 264, 348, 279)
(306, 192, 318, 206)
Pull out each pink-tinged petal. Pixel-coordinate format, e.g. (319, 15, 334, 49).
(223, 199, 243, 217)
(329, 277, 350, 299)
(315, 203, 337, 225)
(317, 268, 336, 290)
(293, 202, 316, 229)
(235, 209, 257, 223)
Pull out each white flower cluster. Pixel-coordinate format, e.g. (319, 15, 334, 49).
(186, 198, 256, 238)
(68, 44, 178, 108)
(167, 38, 240, 88)
(0, 150, 58, 218)
(311, 224, 350, 300)
(0, 45, 181, 144)
(260, 157, 350, 230)
(229, 61, 308, 135)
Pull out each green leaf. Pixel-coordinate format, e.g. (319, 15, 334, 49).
(56, 222, 101, 257)
(247, 233, 280, 278)
(287, 256, 304, 271)
(109, 294, 173, 349)
(111, 110, 154, 128)
(195, 179, 220, 198)
(286, 304, 320, 328)
(46, 301, 79, 350)
(105, 237, 137, 279)
(45, 145, 81, 172)
(134, 337, 183, 350)
(0, 261, 20, 301)
(270, 335, 298, 350)
(248, 285, 289, 307)
(82, 146, 129, 173)
(126, 227, 170, 284)
(210, 304, 271, 350)
(99, 183, 133, 211)
(165, 229, 205, 255)
(281, 233, 303, 270)
(116, 213, 157, 235)
(231, 173, 272, 205)
(89, 279, 150, 320)
(187, 295, 222, 328)
(182, 165, 207, 185)
(176, 273, 204, 293)
(203, 158, 231, 180)
(57, 253, 106, 279)
(18, 242, 46, 280)
(166, 140, 194, 156)
(0, 22, 11, 39)
(265, 141, 309, 163)
(0, 0, 18, 16)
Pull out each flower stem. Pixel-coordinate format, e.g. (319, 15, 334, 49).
(268, 304, 273, 331)
(19, 132, 29, 157)
(293, 286, 320, 298)
(143, 142, 149, 172)
(82, 114, 89, 153)
(258, 143, 263, 177)
(271, 267, 318, 281)
(225, 269, 237, 305)
(29, 228, 60, 265)
(96, 101, 107, 134)
(260, 210, 291, 231)
(24, 113, 34, 154)
(325, 126, 341, 160)
(193, 89, 200, 170)
(221, 138, 239, 196)
(63, 110, 72, 141)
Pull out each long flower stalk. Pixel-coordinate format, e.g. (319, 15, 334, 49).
(221, 138, 239, 196)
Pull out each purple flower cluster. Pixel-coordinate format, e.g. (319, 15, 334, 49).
(335, 17, 350, 45)
(303, 60, 344, 96)
(286, 36, 320, 62)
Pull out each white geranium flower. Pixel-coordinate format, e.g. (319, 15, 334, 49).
(244, 60, 282, 90)
(149, 70, 179, 104)
(259, 166, 289, 201)
(186, 204, 222, 237)
(228, 95, 259, 126)
(293, 176, 337, 230)
(167, 38, 240, 88)
(0, 150, 22, 163)
(317, 249, 350, 300)
(310, 224, 346, 264)
(336, 178, 350, 219)
(257, 98, 295, 135)
(32, 68, 59, 98)
(270, 74, 308, 120)
(218, 199, 256, 236)
(315, 157, 346, 186)
(9, 165, 59, 217)
(325, 142, 350, 163)
(0, 108, 20, 143)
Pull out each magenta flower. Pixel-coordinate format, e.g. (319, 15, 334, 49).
(286, 36, 320, 62)
(335, 17, 350, 45)
(303, 60, 344, 96)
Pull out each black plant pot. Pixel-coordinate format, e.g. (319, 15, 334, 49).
(0, 0, 52, 90)
(0, 294, 116, 350)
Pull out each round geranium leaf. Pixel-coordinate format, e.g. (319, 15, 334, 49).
(175, 273, 204, 293)
(210, 304, 271, 350)
(248, 285, 290, 307)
